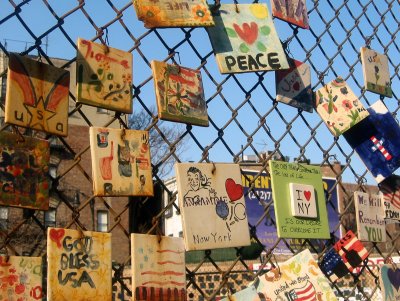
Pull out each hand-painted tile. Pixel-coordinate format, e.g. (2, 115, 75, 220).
(319, 249, 350, 282)
(256, 249, 338, 301)
(0, 256, 43, 300)
(360, 47, 392, 97)
(0, 131, 49, 210)
(343, 100, 400, 183)
(379, 176, 400, 223)
(5, 53, 70, 136)
(289, 182, 317, 218)
(47, 227, 112, 300)
(269, 160, 330, 239)
(271, 0, 309, 29)
(315, 76, 369, 136)
(151, 60, 208, 126)
(354, 191, 386, 242)
(175, 163, 251, 250)
(206, 3, 289, 74)
(334, 230, 369, 273)
(90, 127, 153, 196)
(133, 0, 214, 28)
(131, 234, 186, 301)
(77, 38, 133, 113)
(276, 59, 313, 112)
(379, 264, 400, 301)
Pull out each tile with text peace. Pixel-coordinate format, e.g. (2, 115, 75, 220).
(207, 3, 289, 74)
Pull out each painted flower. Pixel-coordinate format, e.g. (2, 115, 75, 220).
(192, 5, 211, 21)
(342, 99, 353, 111)
(340, 87, 348, 95)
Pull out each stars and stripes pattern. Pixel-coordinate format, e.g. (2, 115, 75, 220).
(286, 281, 316, 301)
(381, 186, 400, 211)
(370, 136, 392, 160)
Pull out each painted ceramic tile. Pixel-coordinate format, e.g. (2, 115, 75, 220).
(220, 285, 260, 301)
(379, 265, 400, 301)
(76, 38, 133, 113)
(289, 183, 317, 218)
(276, 59, 313, 112)
(206, 3, 289, 74)
(0, 131, 49, 210)
(269, 160, 330, 239)
(380, 177, 400, 222)
(256, 249, 338, 301)
(315, 76, 369, 137)
(175, 163, 251, 250)
(334, 230, 368, 273)
(5, 53, 70, 136)
(90, 127, 153, 197)
(0, 256, 43, 300)
(343, 100, 400, 183)
(131, 234, 186, 301)
(319, 249, 350, 282)
(271, 0, 309, 29)
(360, 47, 392, 97)
(47, 227, 112, 300)
(133, 0, 214, 28)
(151, 60, 208, 127)
(354, 191, 386, 242)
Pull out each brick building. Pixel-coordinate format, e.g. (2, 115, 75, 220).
(0, 51, 131, 263)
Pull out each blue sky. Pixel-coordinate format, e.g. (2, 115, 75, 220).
(1, 0, 399, 184)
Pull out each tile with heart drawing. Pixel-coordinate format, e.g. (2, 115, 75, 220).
(47, 227, 112, 300)
(175, 163, 251, 250)
(379, 264, 400, 301)
(269, 160, 330, 239)
(289, 183, 317, 218)
(275, 58, 313, 113)
(206, 3, 289, 74)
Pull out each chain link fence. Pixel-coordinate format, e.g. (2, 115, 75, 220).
(0, 0, 399, 300)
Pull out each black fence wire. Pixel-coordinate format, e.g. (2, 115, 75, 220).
(0, 0, 399, 300)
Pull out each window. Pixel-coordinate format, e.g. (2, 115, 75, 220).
(44, 209, 56, 228)
(0, 207, 8, 230)
(164, 206, 173, 219)
(97, 211, 108, 232)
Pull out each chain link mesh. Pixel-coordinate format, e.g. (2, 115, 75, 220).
(0, 0, 399, 300)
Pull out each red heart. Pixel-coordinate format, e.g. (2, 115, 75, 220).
(225, 178, 243, 202)
(49, 228, 65, 249)
(233, 22, 258, 45)
(293, 82, 300, 91)
(304, 190, 311, 201)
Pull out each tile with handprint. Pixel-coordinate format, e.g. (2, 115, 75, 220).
(77, 38, 133, 113)
(133, 0, 214, 28)
(206, 3, 289, 74)
(315, 77, 369, 137)
(271, 0, 309, 29)
(90, 127, 153, 196)
(360, 47, 392, 97)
